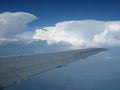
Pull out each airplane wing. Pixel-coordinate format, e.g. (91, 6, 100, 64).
(0, 48, 106, 89)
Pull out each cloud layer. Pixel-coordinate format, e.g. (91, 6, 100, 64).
(33, 20, 120, 48)
(0, 12, 120, 49)
(0, 12, 36, 43)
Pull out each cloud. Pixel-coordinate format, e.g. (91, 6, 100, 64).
(0, 12, 120, 49)
(93, 22, 120, 46)
(33, 20, 120, 48)
(0, 12, 36, 44)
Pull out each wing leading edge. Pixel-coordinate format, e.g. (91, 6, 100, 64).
(0, 48, 107, 89)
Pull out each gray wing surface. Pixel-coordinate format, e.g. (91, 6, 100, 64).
(0, 48, 106, 89)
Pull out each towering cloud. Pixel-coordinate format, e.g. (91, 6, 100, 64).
(0, 12, 36, 43)
(33, 20, 120, 48)
(0, 12, 120, 49)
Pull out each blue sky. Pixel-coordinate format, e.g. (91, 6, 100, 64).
(0, 0, 120, 90)
(1, 0, 120, 27)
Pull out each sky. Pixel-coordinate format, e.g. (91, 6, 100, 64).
(0, 0, 120, 90)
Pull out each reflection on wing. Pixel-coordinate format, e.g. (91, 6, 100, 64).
(0, 48, 107, 89)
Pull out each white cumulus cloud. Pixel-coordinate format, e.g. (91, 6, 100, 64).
(0, 12, 37, 44)
(1, 12, 120, 49)
(93, 22, 120, 46)
(33, 20, 120, 48)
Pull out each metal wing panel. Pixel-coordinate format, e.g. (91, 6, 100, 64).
(0, 48, 106, 88)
